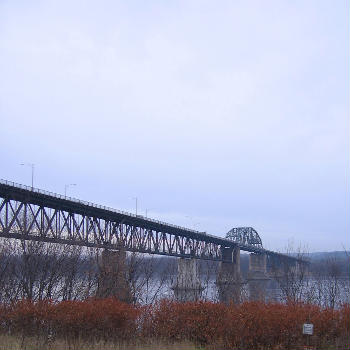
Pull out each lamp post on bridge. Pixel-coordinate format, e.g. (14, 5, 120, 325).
(193, 222, 200, 231)
(185, 215, 192, 227)
(145, 208, 154, 218)
(20, 163, 35, 189)
(65, 183, 77, 197)
(185, 215, 200, 230)
(132, 197, 138, 216)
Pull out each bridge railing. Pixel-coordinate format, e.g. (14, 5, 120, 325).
(0, 179, 203, 236)
(0, 180, 308, 261)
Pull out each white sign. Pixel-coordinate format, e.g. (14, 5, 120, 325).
(303, 323, 314, 335)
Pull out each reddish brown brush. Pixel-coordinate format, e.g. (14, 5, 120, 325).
(0, 299, 348, 349)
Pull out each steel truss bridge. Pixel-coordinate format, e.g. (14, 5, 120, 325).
(0, 180, 302, 264)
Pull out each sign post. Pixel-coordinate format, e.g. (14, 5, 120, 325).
(303, 323, 314, 349)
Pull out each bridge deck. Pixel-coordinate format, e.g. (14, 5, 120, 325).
(0, 179, 303, 263)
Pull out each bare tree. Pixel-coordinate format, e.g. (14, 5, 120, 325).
(271, 243, 309, 303)
(128, 253, 174, 304)
(323, 257, 343, 309)
(0, 239, 21, 302)
(11, 240, 69, 301)
(199, 259, 219, 301)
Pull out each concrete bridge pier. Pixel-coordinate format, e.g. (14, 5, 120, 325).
(247, 253, 270, 301)
(96, 249, 133, 303)
(216, 246, 241, 303)
(172, 258, 204, 302)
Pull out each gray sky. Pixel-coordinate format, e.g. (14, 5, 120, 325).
(0, 0, 348, 252)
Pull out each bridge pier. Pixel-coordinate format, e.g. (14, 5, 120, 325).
(172, 258, 204, 302)
(0, 183, 307, 303)
(216, 246, 241, 303)
(247, 253, 270, 301)
(96, 249, 133, 303)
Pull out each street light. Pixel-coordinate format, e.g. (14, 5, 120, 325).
(65, 183, 77, 197)
(145, 208, 153, 218)
(20, 163, 35, 189)
(193, 222, 200, 230)
(132, 197, 138, 215)
(185, 215, 193, 227)
(185, 215, 200, 230)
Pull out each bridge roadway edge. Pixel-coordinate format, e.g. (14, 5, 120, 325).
(0, 180, 305, 264)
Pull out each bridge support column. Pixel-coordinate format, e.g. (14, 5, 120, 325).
(216, 246, 241, 304)
(172, 258, 204, 302)
(247, 253, 270, 301)
(96, 249, 133, 303)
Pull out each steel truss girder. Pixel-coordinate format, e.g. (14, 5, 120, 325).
(0, 197, 222, 261)
(0, 180, 308, 265)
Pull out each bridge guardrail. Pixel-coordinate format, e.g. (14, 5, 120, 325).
(0, 179, 308, 262)
(0, 179, 204, 236)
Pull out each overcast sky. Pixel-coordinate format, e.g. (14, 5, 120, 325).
(0, 0, 348, 252)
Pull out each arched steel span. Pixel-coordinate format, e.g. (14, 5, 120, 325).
(226, 227, 263, 248)
(0, 179, 306, 264)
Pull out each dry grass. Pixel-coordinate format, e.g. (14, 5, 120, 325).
(0, 335, 200, 350)
(0, 334, 348, 350)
